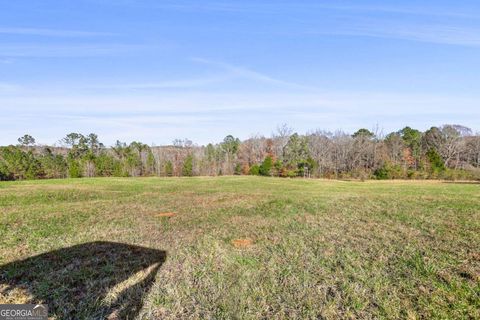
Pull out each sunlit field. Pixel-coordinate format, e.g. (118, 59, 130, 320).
(0, 177, 479, 319)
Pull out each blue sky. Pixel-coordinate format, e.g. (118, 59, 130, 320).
(1, 0, 479, 146)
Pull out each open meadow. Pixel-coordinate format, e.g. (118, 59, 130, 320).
(0, 177, 479, 319)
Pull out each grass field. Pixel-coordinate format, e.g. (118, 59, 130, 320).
(0, 177, 479, 319)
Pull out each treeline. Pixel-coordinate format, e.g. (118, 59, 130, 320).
(1, 124, 480, 181)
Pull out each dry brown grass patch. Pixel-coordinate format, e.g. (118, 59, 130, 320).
(232, 238, 253, 248)
(156, 212, 176, 217)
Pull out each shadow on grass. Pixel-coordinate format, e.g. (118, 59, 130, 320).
(0, 241, 166, 319)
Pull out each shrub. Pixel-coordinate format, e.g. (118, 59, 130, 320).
(374, 163, 403, 180)
(249, 164, 260, 175)
(259, 156, 273, 176)
(68, 159, 82, 178)
(273, 160, 283, 176)
(374, 166, 389, 180)
(286, 170, 297, 178)
(441, 169, 476, 181)
(407, 170, 416, 179)
(279, 167, 289, 177)
(112, 160, 126, 177)
(234, 163, 242, 175)
(164, 161, 173, 177)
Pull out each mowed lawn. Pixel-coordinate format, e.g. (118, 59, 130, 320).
(0, 177, 479, 319)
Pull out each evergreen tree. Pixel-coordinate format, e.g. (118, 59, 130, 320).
(259, 156, 273, 176)
(426, 148, 446, 175)
(182, 155, 194, 177)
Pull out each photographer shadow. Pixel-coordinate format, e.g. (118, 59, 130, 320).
(0, 241, 166, 319)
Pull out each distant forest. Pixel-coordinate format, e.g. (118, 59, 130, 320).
(1, 124, 479, 181)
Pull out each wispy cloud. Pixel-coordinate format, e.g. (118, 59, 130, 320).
(89, 58, 318, 91)
(90, 76, 233, 90)
(1, 88, 479, 145)
(150, 1, 480, 47)
(307, 22, 480, 47)
(0, 58, 14, 64)
(0, 82, 21, 93)
(2, 89, 478, 115)
(0, 27, 115, 37)
(306, 3, 478, 19)
(192, 57, 315, 89)
(149, 1, 477, 19)
(0, 43, 148, 58)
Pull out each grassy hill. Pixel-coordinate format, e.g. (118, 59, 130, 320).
(0, 177, 478, 319)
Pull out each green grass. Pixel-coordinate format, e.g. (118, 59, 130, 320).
(0, 177, 479, 319)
